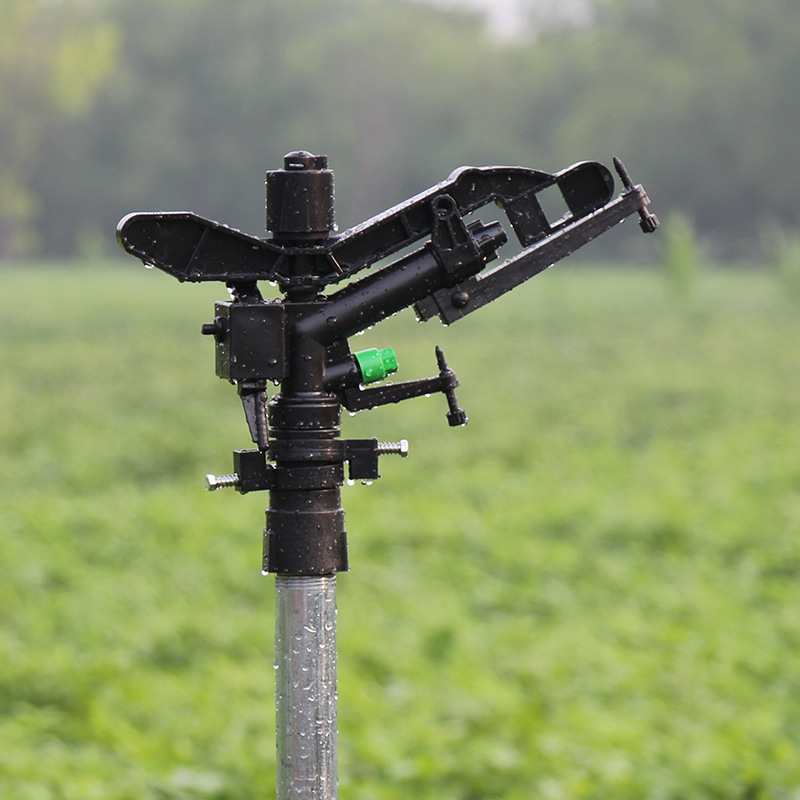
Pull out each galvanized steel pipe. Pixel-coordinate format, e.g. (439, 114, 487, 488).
(275, 575, 338, 800)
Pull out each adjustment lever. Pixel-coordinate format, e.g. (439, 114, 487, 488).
(340, 346, 467, 426)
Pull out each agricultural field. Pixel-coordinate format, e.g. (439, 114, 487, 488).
(1, 261, 799, 799)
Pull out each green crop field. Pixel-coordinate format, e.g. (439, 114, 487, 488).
(2, 261, 799, 800)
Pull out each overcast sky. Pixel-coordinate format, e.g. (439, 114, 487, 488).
(456, 0, 527, 37)
(430, 0, 591, 38)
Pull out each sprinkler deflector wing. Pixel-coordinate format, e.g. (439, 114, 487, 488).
(117, 151, 657, 575)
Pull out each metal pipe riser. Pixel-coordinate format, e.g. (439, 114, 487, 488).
(275, 575, 338, 800)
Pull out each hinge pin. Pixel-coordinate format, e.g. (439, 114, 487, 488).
(205, 473, 241, 491)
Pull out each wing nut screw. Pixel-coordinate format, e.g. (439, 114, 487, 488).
(377, 440, 409, 457)
(205, 473, 240, 491)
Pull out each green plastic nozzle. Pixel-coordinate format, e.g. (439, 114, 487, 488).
(354, 347, 399, 385)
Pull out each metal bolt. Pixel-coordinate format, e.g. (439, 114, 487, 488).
(377, 439, 409, 457)
(201, 315, 227, 340)
(613, 156, 659, 233)
(205, 473, 240, 491)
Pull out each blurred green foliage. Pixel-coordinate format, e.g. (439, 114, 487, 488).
(2, 0, 798, 257)
(761, 223, 800, 301)
(660, 212, 700, 301)
(2, 261, 800, 798)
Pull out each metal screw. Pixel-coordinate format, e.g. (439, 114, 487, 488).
(205, 473, 240, 491)
(613, 157, 659, 233)
(377, 439, 409, 457)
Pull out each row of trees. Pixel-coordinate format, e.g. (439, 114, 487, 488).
(0, 0, 117, 254)
(3, 0, 798, 259)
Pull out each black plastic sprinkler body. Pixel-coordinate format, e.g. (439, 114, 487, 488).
(117, 150, 658, 800)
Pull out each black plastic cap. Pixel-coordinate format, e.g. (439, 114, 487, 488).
(266, 151, 335, 241)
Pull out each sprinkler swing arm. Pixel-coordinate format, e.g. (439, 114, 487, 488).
(117, 157, 656, 287)
(116, 150, 657, 800)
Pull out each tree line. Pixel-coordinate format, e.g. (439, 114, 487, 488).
(3, 0, 797, 259)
